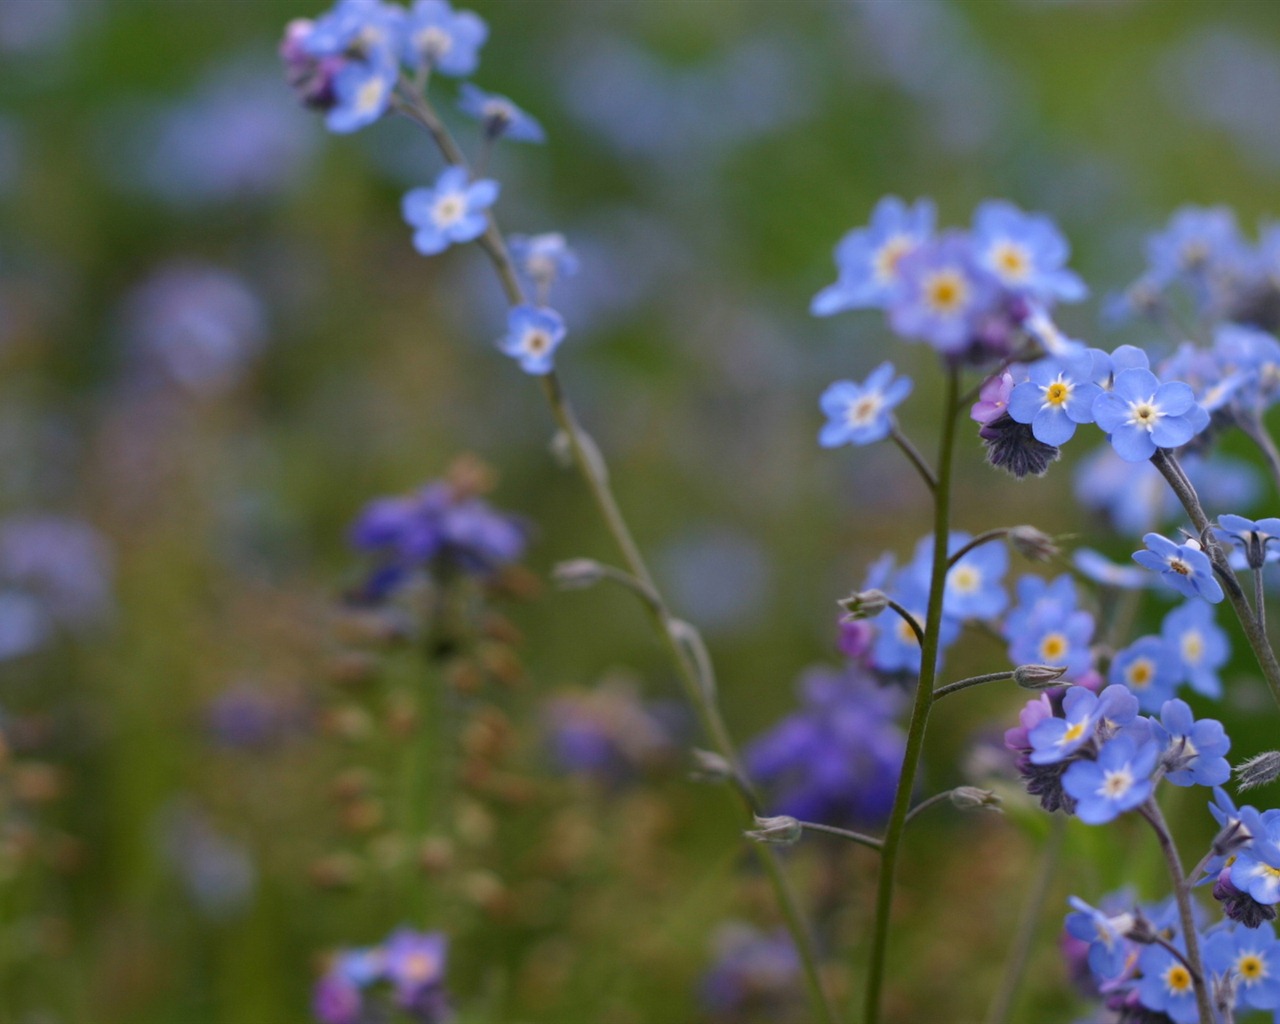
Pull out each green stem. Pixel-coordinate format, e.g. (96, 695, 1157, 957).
(932, 671, 1012, 701)
(1152, 449, 1280, 711)
(863, 367, 961, 1024)
(798, 820, 884, 851)
(1140, 799, 1214, 1024)
(889, 421, 937, 492)
(396, 85, 839, 1024)
(983, 815, 1065, 1024)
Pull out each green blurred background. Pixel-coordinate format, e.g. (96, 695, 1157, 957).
(5, 0, 1280, 1020)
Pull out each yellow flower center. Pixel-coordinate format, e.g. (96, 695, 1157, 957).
(951, 566, 980, 594)
(355, 76, 386, 115)
(1039, 633, 1068, 661)
(1238, 953, 1266, 982)
(403, 950, 439, 982)
(1045, 380, 1071, 406)
(1061, 720, 1086, 745)
(896, 614, 923, 647)
(1182, 630, 1204, 663)
(1164, 963, 1193, 994)
(993, 241, 1030, 281)
(923, 270, 969, 315)
(873, 235, 913, 284)
(1126, 658, 1155, 689)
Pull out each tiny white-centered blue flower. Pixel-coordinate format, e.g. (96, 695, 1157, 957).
(326, 55, 398, 134)
(971, 200, 1087, 304)
(402, 0, 488, 76)
(498, 305, 565, 375)
(401, 165, 499, 256)
(1092, 367, 1206, 462)
(1133, 533, 1224, 604)
(458, 83, 545, 143)
(1062, 733, 1159, 825)
(811, 196, 936, 315)
(818, 363, 912, 448)
(1006, 356, 1102, 446)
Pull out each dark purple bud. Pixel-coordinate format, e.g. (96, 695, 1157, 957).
(1214, 869, 1278, 928)
(979, 412, 1061, 479)
(280, 19, 342, 111)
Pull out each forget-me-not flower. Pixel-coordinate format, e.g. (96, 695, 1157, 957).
(497, 305, 565, 375)
(1007, 356, 1101, 446)
(818, 363, 912, 448)
(1029, 684, 1138, 765)
(971, 200, 1087, 304)
(1152, 698, 1230, 787)
(1203, 925, 1280, 1013)
(1092, 367, 1206, 462)
(811, 197, 936, 315)
(1215, 513, 1280, 570)
(402, 0, 487, 76)
(1161, 601, 1229, 698)
(458, 83, 545, 142)
(1062, 733, 1159, 824)
(402, 165, 499, 255)
(1135, 939, 1200, 1024)
(1108, 636, 1183, 712)
(888, 233, 997, 353)
(1133, 533, 1224, 603)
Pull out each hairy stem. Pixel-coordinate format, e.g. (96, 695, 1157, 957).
(397, 85, 839, 1024)
(863, 368, 961, 1024)
(932, 671, 1013, 701)
(946, 529, 1010, 569)
(1141, 799, 1214, 1024)
(798, 820, 884, 851)
(1152, 449, 1280, 711)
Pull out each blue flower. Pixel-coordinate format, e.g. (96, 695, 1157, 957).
(1230, 815, 1280, 908)
(1006, 356, 1102, 446)
(1152, 699, 1230, 787)
(1133, 533, 1224, 603)
(382, 929, 448, 1008)
(971, 200, 1087, 304)
(1145, 205, 1247, 285)
(931, 531, 1007, 620)
(1215, 323, 1280, 414)
(887, 232, 998, 353)
(1108, 636, 1183, 712)
(1005, 575, 1095, 678)
(1029, 684, 1139, 765)
(497, 305, 565, 375)
(811, 197, 935, 315)
(1135, 939, 1200, 1024)
(1203, 925, 1280, 1013)
(1073, 548, 1152, 590)
(458, 83, 545, 142)
(402, 0, 487, 76)
(818, 363, 912, 448)
(1161, 601, 1229, 698)
(1215, 513, 1280, 571)
(302, 0, 405, 61)
(325, 54, 398, 134)
(1062, 733, 1158, 825)
(869, 566, 960, 675)
(700, 925, 802, 1019)
(1092, 367, 1206, 462)
(508, 233, 579, 297)
(401, 165, 499, 255)
(1064, 896, 1138, 984)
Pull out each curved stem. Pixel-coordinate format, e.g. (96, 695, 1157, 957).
(984, 815, 1065, 1024)
(396, 85, 839, 1024)
(863, 367, 962, 1024)
(1152, 449, 1280, 711)
(884, 599, 925, 647)
(1140, 799, 1213, 1024)
(889, 421, 937, 492)
(798, 820, 884, 852)
(946, 529, 1010, 569)
(932, 671, 1013, 702)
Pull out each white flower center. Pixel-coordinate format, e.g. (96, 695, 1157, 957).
(1126, 397, 1164, 432)
(1181, 630, 1204, 664)
(416, 25, 454, 58)
(950, 566, 981, 594)
(846, 394, 883, 427)
(355, 76, 387, 115)
(873, 234, 913, 285)
(522, 329, 551, 355)
(1099, 766, 1135, 800)
(922, 269, 969, 316)
(432, 192, 466, 227)
(991, 240, 1031, 282)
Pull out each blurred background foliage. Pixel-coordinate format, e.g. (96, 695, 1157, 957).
(5, 0, 1280, 1021)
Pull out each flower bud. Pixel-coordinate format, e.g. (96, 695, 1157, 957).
(1236, 751, 1280, 792)
(1009, 525, 1059, 562)
(551, 559, 607, 590)
(744, 815, 803, 846)
(949, 786, 1001, 811)
(838, 589, 890, 621)
(1013, 664, 1069, 689)
(690, 748, 734, 784)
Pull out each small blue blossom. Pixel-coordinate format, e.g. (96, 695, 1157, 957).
(325, 55, 398, 133)
(869, 566, 960, 675)
(700, 925, 803, 1020)
(401, 165, 499, 255)
(1215, 513, 1280, 571)
(1133, 533, 1224, 604)
(458, 83, 545, 142)
(971, 200, 1087, 304)
(1152, 699, 1230, 787)
(497, 305, 566, 375)
(1029, 684, 1139, 765)
(1215, 323, 1280, 415)
(1135, 939, 1200, 1024)
(382, 929, 449, 1011)
(1230, 814, 1280, 908)
(1006, 356, 1102, 446)
(1073, 548, 1152, 590)
(302, 0, 405, 61)
(1161, 601, 1229, 698)
(508, 233, 579, 297)
(1108, 636, 1183, 712)
(1145, 205, 1247, 286)
(1062, 733, 1158, 825)
(1064, 896, 1138, 985)
(888, 232, 998, 354)
(811, 196, 936, 315)
(818, 363, 912, 448)
(1203, 924, 1280, 1013)
(1005, 575, 1095, 678)
(1092, 367, 1206, 462)
(927, 531, 1007, 620)
(401, 0, 487, 76)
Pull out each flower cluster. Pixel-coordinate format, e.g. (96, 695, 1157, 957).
(1006, 687, 1229, 821)
(314, 928, 449, 1024)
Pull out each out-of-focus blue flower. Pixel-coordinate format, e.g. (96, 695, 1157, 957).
(158, 801, 256, 921)
(811, 197, 935, 315)
(745, 665, 904, 827)
(818, 362, 912, 447)
(117, 262, 267, 395)
(326, 53, 399, 134)
(1146, 205, 1248, 286)
(349, 479, 526, 600)
(1006, 356, 1101, 446)
(402, 0, 487, 76)
(1073, 549, 1151, 590)
(1161, 601, 1229, 698)
(314, 926, 450, 1024)
(1230, 814, 1280, 908)
(1135, 939, 1200, 1024)
(402, 165, 499, 255)
(971, 200, 1086, 304)
(1108, 636, 1182, 712)
(458, 83, 545, 142)
(293, 1, 405, 134)
(1063, 733, 1158, 824)
(1064, 896, 1138, 985)
(927, 531, 1007, 620)
(1203, 924, 1280, 1012)
(302, 0, 405, 61)
(508, 233, 578, 299)
(1092, 367, 1206, 462)
(497, 305, 565, 375)
(888, 232, 998, 353)
(1215, 513, 1280, 570)
(1004, 575, 1095, 678)
(1214, 323, 1280, 415)
(868, 564, 960, 674)
(313, 972, 362, 1024)
(1133, 534, 1224, 604)
(1029, 684, 1138, 765)
(700, 924, 802, 1020)
(542, 679, 674, 783)
(1152, 699, 1230, 787)
(383, 929, 449, 1012)
(204, 683, 309, 751)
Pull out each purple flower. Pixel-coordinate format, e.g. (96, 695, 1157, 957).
(1133, 533, 1224, 604)
(1092, 367, 1207, 462)
(1029, 685, 1138, 765)
(700, 924, 802, 1019)
(811, 196, 936, 315)
(383, 929, 448, 1007)
(402, 165, 499, 256)
(497, 305, 565, 375)
(818, 362, 912, 447)
(458, 83, 545, 142)
(542, 680, 674, 782)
